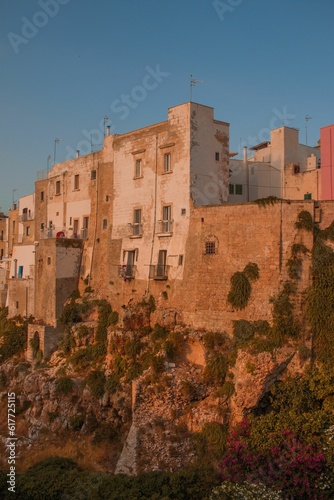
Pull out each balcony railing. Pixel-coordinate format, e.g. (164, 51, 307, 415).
(149, 264, 170, 280)
(118, 264, 137, 280)
(128, 223, 143, 237)
(40, 228, 88, 240)
(157, 219, 173, 234)
(19, 213, 34, 222)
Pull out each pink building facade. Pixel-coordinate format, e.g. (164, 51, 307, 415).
(321, 124, 334, 200)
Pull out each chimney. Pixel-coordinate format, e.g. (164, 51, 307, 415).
(106, 125, 111, 136)
(76, 150, 80, 158)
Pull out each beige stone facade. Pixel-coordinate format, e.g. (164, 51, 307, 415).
(3, 102, 334, 346)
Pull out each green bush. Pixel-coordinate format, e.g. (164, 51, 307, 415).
(105, 375, 120, 394)
(86, 370, 106, 398)
(69, 414, 85, 431)
(60, 300, 83, 326)
(56, 376, 74, 395)
(199, 422, 228, 460)
(92, 423, 117, 444)
(150, 323, 168, 342)
(203, 331, 227, 350)
(204, 353, 228, 385)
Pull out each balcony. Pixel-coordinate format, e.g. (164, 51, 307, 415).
(19, 213, 34, 222)
(149, 264, 170, 280)
(118, 264, 137, 280)
(157, 219, 173, 235)
(40, 228, 88, 240)
(128, 223, 143, 238)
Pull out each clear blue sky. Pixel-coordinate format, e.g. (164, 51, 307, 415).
(1, 0, 333, 212)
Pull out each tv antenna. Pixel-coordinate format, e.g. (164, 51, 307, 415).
(190, 75, 204, 101)
(305, 115, 312, 146)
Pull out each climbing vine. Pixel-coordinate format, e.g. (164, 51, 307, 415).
(254, 196, 280, 207)
(227, 262, 259, 310)
(306, 220, 334, 365)
(286, 243, 309, 281)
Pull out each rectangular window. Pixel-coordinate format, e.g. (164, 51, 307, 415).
(229, 184, 235, 195)
(133, 209, 142, 236)
(91, 170, 96, 180)
(215, 152, 220, 161)
(102, 219, 108, 229)
(157, 250, 168, 278)
(40, 191, 44, 201)
(74, 174, 80, 190)
(135, 159, 142, 178)
(125, 250, 136, 278)
(73, 219, 79, 237)
(164, 153, 171, 173)
(162, 205, 172, 232)
(205, 241, 216, 255)
(235, 184, 243, 195)
(26, 226, 30, 236)
(304, 193, 312, 200)
(181, 208, 186, 215)
(56, 180, 61, 195)
(178, 255, 184, 266)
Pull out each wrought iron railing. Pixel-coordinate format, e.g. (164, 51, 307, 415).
(128, 223, 143, 237)
(149, 264, 170, 280)
(118, 264, 137, 280)
(157, 219, 173, 234)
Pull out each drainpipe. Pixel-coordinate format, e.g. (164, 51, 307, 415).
(88, 159, 99, 286)
(244, 147, 249, 201)
(147, 135, 158, 294)
(14, 259, 17, 278)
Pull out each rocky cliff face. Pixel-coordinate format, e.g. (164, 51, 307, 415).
(0, 298, 310, 474)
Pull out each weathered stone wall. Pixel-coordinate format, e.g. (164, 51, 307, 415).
(27, 324, 61, 361)
(34, 239, 82, 326)
(104, 200, 317, 334)
(169, 200, 314, 332)
(7, 278, 34, 318)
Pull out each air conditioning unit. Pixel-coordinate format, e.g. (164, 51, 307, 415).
(294, 164, 300, 174)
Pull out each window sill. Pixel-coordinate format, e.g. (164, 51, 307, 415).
(157, 232, 173, 238)
(129, 234, 143, 239)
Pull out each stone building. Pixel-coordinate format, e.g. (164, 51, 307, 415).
(229, 126, 321, 202)
(3, 103, 334, 357)
(0, 212, 9, 307)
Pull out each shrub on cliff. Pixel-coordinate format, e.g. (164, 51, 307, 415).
(0, 309, 27, 362)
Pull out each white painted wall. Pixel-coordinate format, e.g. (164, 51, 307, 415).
(9, 245, 35, 279)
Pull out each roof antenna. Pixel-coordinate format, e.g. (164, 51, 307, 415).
(305, 114, 312, 146)
(190, 75, 204, 101)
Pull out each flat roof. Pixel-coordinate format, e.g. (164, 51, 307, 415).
(249, 141, 270, 151)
